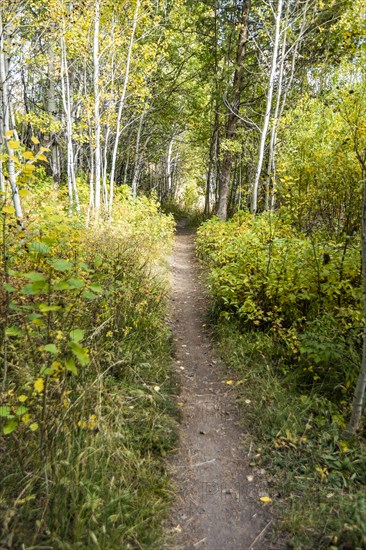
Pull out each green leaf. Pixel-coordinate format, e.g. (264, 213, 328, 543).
(3, 283, 16, 292)
(0, 406, 11, 417)
(69, 329, 84, 343)
(20, 281, 48, 295)
(65, 358, 78, 375)
(15, 406, 28, 416)
(49, 259, 73, 272)
(39, 304, 61, 313)
(81, 290, 98, 300)
(69, 342, 90, 366)
(3, 420, 18, 435)
(24, 272, 48, 282)
(5, 326, 23, 337)
(44, 344, 58, 355)
(89, 283, 103, 294)
(54, 280, 72, 290)
(29, 241, 51, 255)
(67, 278, 85, 289)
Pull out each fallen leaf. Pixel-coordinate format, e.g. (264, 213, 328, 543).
(226, 380, 233, 385)
(260, 496, 272, 503)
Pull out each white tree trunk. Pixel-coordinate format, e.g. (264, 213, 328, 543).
(93, 0, 101, 213)
(167, 137, 174, 193)
(0, 10, 22, 219)
(252, 0, 283, 214)
(109, 0, 140, 214)
(60, 36, 79, 214)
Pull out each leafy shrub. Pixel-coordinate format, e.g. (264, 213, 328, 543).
(196, 212, 362, 397)
(0, 185, 176, 548)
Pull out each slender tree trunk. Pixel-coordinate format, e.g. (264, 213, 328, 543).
(167, 137, 174, 194)
(109, 0, 140, 214)
(60, 36, 79, 214)
(265, 1, 289, 210)
(345, 160, 366, 435)
(0, 11, 22, 219)
(252, 0, 283, 214)
(93, 0, 101, 213)
(217, 0, 250, 221)
(47, 46, 61, 187)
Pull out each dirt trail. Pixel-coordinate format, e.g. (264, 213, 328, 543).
(166, 222, 272, 550)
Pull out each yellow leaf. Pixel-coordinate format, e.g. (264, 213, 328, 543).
(23, 151, 34, 160)
(8, 140, 20, 149)
(226, 380, 233, 385)
(5, 130, 14, 138)
(339, 440, 350, 453)
(153, 386, 160, 392)
(18, 395, 28, 402)
(2, 205, 15, 214)
(31, 136, 40, 144)
(22, 414, 31, 423)
(29, 423, 39, 431)
(19, 189, 30, 198)
(23, 164, 36, 172)
(34, 378, 44, 393)
(260, 496, 272, 503)
(37, 153, 48, 162)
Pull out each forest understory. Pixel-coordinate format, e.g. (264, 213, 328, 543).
(1, 0, 366, 548)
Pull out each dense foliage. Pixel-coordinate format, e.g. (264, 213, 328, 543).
(197, 212, 366, 547)
(0, 187, 176, 548)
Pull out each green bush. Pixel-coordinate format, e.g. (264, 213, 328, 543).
(0, 186, 176, 548)
(196, 212, 362, 398)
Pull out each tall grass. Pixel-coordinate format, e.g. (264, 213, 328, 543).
(0, 186, 177, 548)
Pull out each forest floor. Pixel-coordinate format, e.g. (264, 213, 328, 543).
(165, 220, 273, 550)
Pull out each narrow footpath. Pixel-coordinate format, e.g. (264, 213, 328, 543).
(166, 222, 272, 550)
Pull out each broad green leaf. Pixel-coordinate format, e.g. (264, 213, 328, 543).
(81, 290, 98, 300)
(69, 329, 84, 343)
(29, 241, 50, 255)
(69, 342, 90, 366)
(15, 406, 28, 416)
(49, 259, 73, 272)
(44, 344, 58, 355)
(65, 358, 78, 375)
(3, 283, 16, 292)
(3, 420, 18, 435)
(89, 283, 103, 294)
(20, 281, 48, 295)
(67, 278, 85, 289)
(39, 304, 61, 313)
(0, 406, 11, 417)
(54, 280, 72, 290)
(24, 272, 48, 282)
(5, 326, 23, 337)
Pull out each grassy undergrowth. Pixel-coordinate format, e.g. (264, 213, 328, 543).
(0, 186, 177, 549)
(216, 320, 366, 550)
(196, 213, 366, 549)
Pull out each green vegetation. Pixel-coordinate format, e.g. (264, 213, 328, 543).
(0, 185, 177, 548)
(197, 212, 366, 548)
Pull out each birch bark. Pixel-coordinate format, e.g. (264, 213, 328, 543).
(252, 0, 283, 214)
